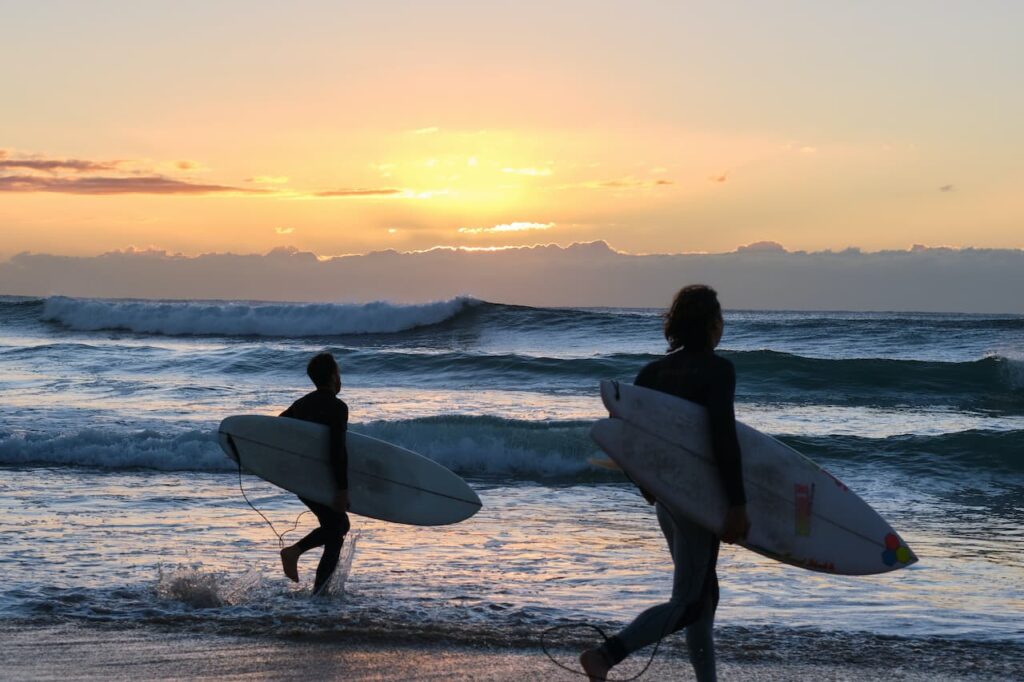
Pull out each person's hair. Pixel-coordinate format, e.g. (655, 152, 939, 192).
(307, 352, 339, 388)
(663, 284, 722, 351)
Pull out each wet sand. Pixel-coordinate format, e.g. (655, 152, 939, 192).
(0, 624, 993, 681)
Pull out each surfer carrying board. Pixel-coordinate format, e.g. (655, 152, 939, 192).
(581, 285, 750, 682)
(277, 352, 351, 595)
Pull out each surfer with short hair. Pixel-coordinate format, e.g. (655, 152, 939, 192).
(581, 284, 750, 682)
(277, 352, 351, 595)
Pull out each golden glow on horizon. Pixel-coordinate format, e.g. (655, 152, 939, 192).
(2, 2, 1023, 259)
(458, 222, 554, 234)
(2, 126, 1018, 260)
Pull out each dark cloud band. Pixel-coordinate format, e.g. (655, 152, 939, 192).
(0, 159, 121, 172)
(0, 175, 263, 195)
(313, 188, 403, 197)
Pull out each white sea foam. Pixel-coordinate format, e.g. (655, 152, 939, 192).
(41, 296, 480, 337)
(2, 416, 1019, 477)
(993, 352, 1024, 389)
(0, 428, 232, 471)
(0, 419, 599, 477)
(154, 565, 263, 608)
(153, 551, 356, 606)
(360, 418, 595, 477)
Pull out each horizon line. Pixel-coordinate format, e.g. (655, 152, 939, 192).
(6, 239, 1024, 262)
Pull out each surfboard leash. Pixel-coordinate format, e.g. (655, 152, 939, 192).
(538, 504, 695, 680)
(540, 620, 669, 681)
(227, 434, 309, 549)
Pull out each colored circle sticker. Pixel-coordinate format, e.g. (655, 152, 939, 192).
(881, 550, 897, 566)
(885, 533, 900, 550)
(896, 546, 911, 563)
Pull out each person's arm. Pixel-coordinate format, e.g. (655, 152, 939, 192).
(707, 358, 749, 541)
(329, 400, 350, 508)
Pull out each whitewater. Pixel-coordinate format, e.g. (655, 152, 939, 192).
(1, 295, 1022, 674)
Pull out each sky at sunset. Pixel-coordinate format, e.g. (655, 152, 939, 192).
(2, 1, 1023, 260)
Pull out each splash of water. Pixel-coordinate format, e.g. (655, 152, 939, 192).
(154, 564, 265, 608)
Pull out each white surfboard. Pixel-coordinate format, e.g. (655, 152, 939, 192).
(218, 415, 481, 526)
(592, 380, 917, 575)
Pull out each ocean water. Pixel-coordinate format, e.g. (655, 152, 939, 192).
(1, 295, 1022, 670)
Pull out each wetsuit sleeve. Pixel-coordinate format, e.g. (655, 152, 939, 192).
(707, 359, 746, 506)
(329, 401, 349, 490)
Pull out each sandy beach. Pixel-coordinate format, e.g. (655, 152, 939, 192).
(2, 623, 1015, 682)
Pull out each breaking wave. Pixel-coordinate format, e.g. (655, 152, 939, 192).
(1, 418, 1020, 477)
(39, 296, 482, 336)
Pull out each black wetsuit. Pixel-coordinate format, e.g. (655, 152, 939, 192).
(281, 388, 351, 594)
(634, 348, 746, 506)
(601, 348, 746, 674)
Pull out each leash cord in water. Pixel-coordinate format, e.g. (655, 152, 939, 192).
(538, 504, 694, 681)
(540, 620, 668, 681)
(229, 435, 309, 549)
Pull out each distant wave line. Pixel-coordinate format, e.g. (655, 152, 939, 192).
(1, 418, 1019, 476)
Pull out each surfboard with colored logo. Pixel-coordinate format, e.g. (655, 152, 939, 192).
(591, 380, 917, 575)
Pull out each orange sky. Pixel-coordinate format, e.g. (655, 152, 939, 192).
(2, 1, 1023, 259)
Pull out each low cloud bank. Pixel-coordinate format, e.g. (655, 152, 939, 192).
(2, 241, 1022, 312)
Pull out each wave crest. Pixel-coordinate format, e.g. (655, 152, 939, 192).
(1, 418, 1020, 477)
(0, 418, 600, 477)
(40, 296, 482, 337)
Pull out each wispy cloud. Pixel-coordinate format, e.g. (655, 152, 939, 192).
(501, 167, 553, 176)
(939, 184, 955, 192)
(709, 172, 728, 183)
(0, 149, 267, 196)
(458, 221, 554, 234)
(785, 142, 818, 154)
(274, 227, 294, 235)
(411, 127, 439, 135)
(408, 189, 449, 199)
(590, 177, 673, 189)
(0, 175, 265, 195)
(312, 187, 404, 198)
(0, 155, 122, 173)
(0, 149, 428, 201)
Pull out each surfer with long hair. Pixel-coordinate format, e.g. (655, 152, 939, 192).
(580, 284, 750, 682)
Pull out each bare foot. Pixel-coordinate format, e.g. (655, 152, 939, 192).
(580, 648, 610, 681)
(280, 546, 300, 582)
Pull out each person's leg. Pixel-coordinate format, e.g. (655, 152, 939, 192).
(294, 527, 327, 554)
(685, 586, 718, 682)
(583, 504, 718, 678)
(307, 502, 350, 595)
(668, 506, 719, 682)
(280, 497, 345, 583)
